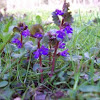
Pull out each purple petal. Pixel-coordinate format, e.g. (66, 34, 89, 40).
(33, 45, 48, 59)
(55, 9, 64, 15)
(17, 42, 22, 48)
(60, 49, 69, 57)
(40, 45, 48, 55)
(56, 30, 66, 39)
(59, 42, 65, 49)
(12, 38, 22, 48)
(33, 49, 40, 59)
(21, 29, 30, 37)
(63, 24, 73, 34)
(34, 33, 43, 39)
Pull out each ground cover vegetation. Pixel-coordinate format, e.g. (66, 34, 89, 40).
(0, 0, 100, 100)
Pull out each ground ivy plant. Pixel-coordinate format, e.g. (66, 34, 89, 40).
(10, 0, 73, 83)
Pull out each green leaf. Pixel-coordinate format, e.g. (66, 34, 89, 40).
(93, 17, 100, 23)
(52, 12, 60, 26)
(62, 1, 73, 24)
(54, 81, 66, 85)
(0, 81, 8, 88)
(0, 38, 3, 43)
(33, 64, 41, 72)
(2, 33, 10, 42)
(35, 15, 42, 24)
(0, 33, 14, 53)
(4, 44, 18, 53)
(41, 35, 49, 45)
(24, 41, 37, 52)
(65, 55, 82, 62)
(0, 33, 3, 40)
(94, 58, 100, 66)
(41, 29, 57, 45)
(11, 51, 26, 58)
(0, 87, 14, 99)
(63, 12, 73, 24)
(50, 75, 56, 82)
(58, 71, 65, 81)
(3, 21, 12, 32)
(30, 24, 44, 35)
(90, 47, 99, 56)
(79, 85, 100, 92)
(13, 27, 20, 33)
(3, 74, 10, 80)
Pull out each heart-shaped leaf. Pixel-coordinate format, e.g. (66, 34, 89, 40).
(13, 27, 20, 33)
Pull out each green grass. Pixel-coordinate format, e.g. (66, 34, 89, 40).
(0, 8, 100, 100)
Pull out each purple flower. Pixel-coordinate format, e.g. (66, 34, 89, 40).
(34, 33, 43, 39)
(12, 38, 22, 48)
(17, 43, 22, 48)
(33, 49, 40, 59)
(64, 24, 73, 34)
(59, 42, 65, 49)
(55, 9, 64, 15)
(40, 45, 49, 55)
(56, 30, 66, 39)
(21, 29, 30, 37)
(33, 45, 48, 59)
(60, 49, 69, 57)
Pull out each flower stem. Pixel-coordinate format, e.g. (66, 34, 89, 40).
(51, 41, 59, 75)
(21, 34, 23, 47)
(38, 39, 43, 82)
(49, 42, 52, 67)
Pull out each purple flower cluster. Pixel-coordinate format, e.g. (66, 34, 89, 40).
(10, 0, 74, 82)
(18, 23, 30, 37)
(63, 24, 73, 34)
(21, 29, 30, 37)
(56, 24, 73, 40)
(12, 24, 31, 48)
(33, 45, 48, 59)
(55, 9, 64, 16)
(56, 24, 72, 57)
(40, 45, 49, 55)
(56, 30, 66, 40)
(12, 38, 22, 48)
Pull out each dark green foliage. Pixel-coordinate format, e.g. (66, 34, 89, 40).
(52, 12, 60, 26)
(62, 2, 73, 24)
